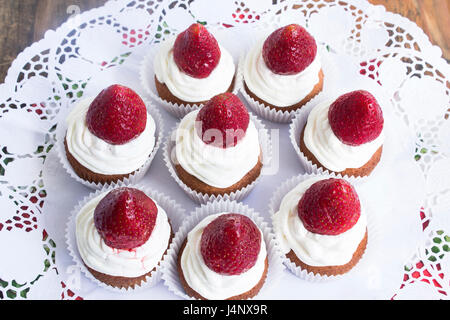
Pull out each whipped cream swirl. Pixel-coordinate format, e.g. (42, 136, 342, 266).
(243, 39, 322, 107)
(76, 192, 171, 278)
(154, 37, 235, 103)
(174, 110, 260, 189)
(180, 213, 267, 300)
(304, 99, 385, 172)
(273, 177, 367, 267)
(65, 97, 156, 175)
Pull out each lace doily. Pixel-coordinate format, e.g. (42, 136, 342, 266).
(0, 0, 448, 300)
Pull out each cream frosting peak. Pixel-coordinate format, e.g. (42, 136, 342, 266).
(243, 38, 322, 107)
(273, 177, 367, 267)
(180, 213, 267, 300)
(303, 99, 384, 172)
(154, 37, 235, 103)
(75, 192, 171, 278)
(174, 110, 260, 189)
(65, 97, 156, 175)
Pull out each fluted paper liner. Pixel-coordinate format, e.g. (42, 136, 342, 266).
(237, 43, 335, 123)
(161, 199, 285, 300)
(288, 92, 335, 175)
(289, 86, 389, 179)
(268, 172, 381, 282)
(139, 38, 239, 119)
(56, 98, 164, 190)
(163, 112, 272, 204)
(65, 181, 186, 293)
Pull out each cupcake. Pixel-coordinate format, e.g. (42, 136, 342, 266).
(272, 176, 367, 277)
(75, 187, 173, 289)
(242, 24, 323, 113)
(168, 92, 263, 197)
(64, 84, 157, 185)
(153, 23, 235, 107)
(177, 212, 268, 300)
(298, 90, 384, 177)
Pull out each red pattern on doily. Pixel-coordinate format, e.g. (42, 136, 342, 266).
(231, 3, 260, 24)
(61, 282, 84, 300)
(0, 202, 39, 233)
(121, 28, 152, 48)
(394, 207, 448, 298)
(27, 103, 46, 118)
(360, 59, 382, 85)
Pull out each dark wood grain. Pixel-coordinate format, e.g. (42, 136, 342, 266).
(0, 1, 38, 81)
(0, 0, 107, 81)
(0, 0, 448, 82)
(33, 0, 107, 40)
(370, 0, 450, 60)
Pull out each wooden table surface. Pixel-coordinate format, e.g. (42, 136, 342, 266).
(0, 0, 448, 82)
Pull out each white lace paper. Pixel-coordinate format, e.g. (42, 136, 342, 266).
(0, 0, 449, 300)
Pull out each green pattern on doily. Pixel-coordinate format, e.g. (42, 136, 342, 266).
(426, 230, 450, 262)
(0, 231, 56, 299)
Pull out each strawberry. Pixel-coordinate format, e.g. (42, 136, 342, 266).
(195, 93, 249, 148)
(328, 90, 384, 146)
(200, 213, 261, 276)
(94, 187, 157, 250)
(262, 24, 317, 75)
(173, 23, 221, 79)
(86, 84, 147, 145)
(298, 178, 361, 236)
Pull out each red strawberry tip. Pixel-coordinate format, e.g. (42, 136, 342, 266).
(86, 84, 147, 145)
(173, 23, 221, 79)
(298, 178, 361, 236)
(328, 90, 384, 146)
(195, 92, 249, 148)
(200, 213, 261, 276)
(94, 187, 158, 250)
(262, 24, 317, 75)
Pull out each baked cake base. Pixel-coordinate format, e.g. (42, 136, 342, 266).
(177, 239, 268, 300)
(84, 229, 174, 289)
(64, 137, 146, 185)
(174, 152, 263, 196)
(299, 126, 383, 177)
(154, 75, 236, 106)
(286, 230, 368, 277)
(244, 69, 324, 113)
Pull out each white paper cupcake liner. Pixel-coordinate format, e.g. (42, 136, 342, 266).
(268, 172, 381, 282)
(65, 180, 186, 293)
(161, 199, 285, 300)
(288, 93, 334, 176)
(289, 92, 383, 180)
(139, 40, 239, 119)
(289, 69, 394, 179)
(238, 45, 336, 123)
(55, 98, 164, 190)
(163, 112, 272, 204)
